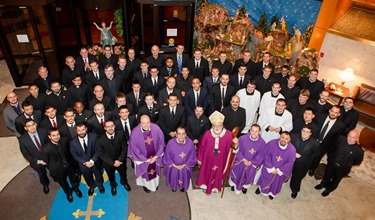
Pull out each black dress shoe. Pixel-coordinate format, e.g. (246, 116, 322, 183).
(143, 187, 150, 193)
(123, 182, 131, 191)
(291, 192, 298, 199)
(231, 186, 235, 191)
(314, 184, 324, 190)
(255, 188, 261, 195)
(156, 186, 159, 191)
(74, 188, 83, 198)
(67, 194, 73, 203)
(321, 190, 330, 197)
(98, 186, 105, 194)
(242, 188, 247, 194)
(131, 161, 135, 169)
(268, 195, 274, 200)
(180, 188, 185, 192)
(43, 186, 49, 194)
(88, 187, 95, 196)
(171, 189, 177, 192)
(111, 187, 117, 196)
(308, 169, 315, 177)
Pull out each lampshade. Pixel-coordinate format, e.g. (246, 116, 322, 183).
(339, 68, 355, 82)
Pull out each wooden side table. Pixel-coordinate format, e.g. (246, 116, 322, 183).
(325, 82, 349, 105)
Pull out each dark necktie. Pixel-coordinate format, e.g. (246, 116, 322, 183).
(153, 78, 157, 87)
(124, 121, 130, 141)
(52, 119, 57, 128)
(240, 76, 243, 87)
(221, 88, 225, 109)
(110, 135, 115, 145)
(82, 139, 88, 154)
(100, 118, 105, 127)
(149, 106, 153, 113)
(178, 55, 182, 73)
(12, 105, 21, 115)
(143, 72, 147, 79)
(196, 62, 199, 69)
(171, 108, 175, 117)
(95, 72, 99, 81)
(318, 120, 330, 142)
(33, 135, 42, 152)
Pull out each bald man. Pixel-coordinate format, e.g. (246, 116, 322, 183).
(3, 92, 23, 137)
(315, 129, 364, 197)
(62, 56, 85, 88)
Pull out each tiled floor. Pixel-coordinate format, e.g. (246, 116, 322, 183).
(0, 60, 374, 219)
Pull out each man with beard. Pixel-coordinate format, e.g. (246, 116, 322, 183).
(15, 101, 42, 136)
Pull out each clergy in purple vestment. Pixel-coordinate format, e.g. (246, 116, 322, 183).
(128, 115, 165, 193)
(229, 124, 266, 195)
(196, 111, 238, 195)
(255, 131, 296, 200)
(163, 127, 197, 192)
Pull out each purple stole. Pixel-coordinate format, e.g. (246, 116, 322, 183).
(143, 131, 157, 180)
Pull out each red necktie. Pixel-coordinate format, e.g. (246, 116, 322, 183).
(33, 135, 42, 152)
(101, 118, 105, 127)
(52, 119, 57, 128)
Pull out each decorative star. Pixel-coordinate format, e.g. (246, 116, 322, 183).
(179, 151, 186, 159)
(276, 155, 283, 162)
(212, 165, 218, 171)
(144, 137, 153, 145)
(249, 148, 256, 154)
(148, 169, 156, 175)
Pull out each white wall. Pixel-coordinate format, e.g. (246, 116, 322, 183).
(318, 33, 375, 95)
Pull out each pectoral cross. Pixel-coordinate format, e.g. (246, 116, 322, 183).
(148, 169, 156, 175)
(144, 136, 153, 145)
(249, 148, 256, 154)
(276, 155, 282, 162)
(212, 165, 218, 171)
(72, 193, 105, 219)
(179, 151, 186, 159)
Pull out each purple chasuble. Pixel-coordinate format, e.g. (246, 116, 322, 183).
(143, 131, 157, 180)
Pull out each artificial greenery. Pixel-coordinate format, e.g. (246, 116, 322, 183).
(114, 9, 123, 37)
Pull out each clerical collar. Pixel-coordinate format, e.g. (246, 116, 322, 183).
(278, 142, 288, 150)
(107, 76, 114, 80)
(271, 93, 279, 98)
(275, 110, 284, 117)
(67, 122, 75, 127)
(318, 100, 326, 105)
(249, 135, 259, 141)
(141, 128, 150, 132)
(287, 85, 294, 89)
(54, 91, 61, 96)
(106, 132, 115, 139)
(304, 120, 312, 124)
(308, 78, 316, 83)
(246, 90, 254, 95)
(176, 138, 186, 145)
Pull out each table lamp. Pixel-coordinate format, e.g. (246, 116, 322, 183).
(337, 68, 355, 95)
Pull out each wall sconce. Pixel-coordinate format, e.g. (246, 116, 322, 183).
(337, 67, 355, 94)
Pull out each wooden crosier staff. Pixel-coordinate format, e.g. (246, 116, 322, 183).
(221, 126, 239, 198)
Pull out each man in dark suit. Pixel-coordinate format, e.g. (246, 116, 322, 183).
(62, 56, 85, 89)
(43, 128, 82, 202)
(126, 48, 141, 74)
(111, 93, 134, 120)
(176, 66, 193, 96)
(89, 85, 113, 111)
(222, 95, 246, 134)
(160, 57, 178, 79)
(212, 51, 233, 75)
(87, 103, 113, 137)
(126, 81, 145, 116)
(144, 66, 166, 99)
(19, 119, 49, 194)
(274, 65, 290, 86)
(309, 105, 345, 176)
(58, 108, 77, 140)
(232, 50, 256, 77)
(255, 52, 275, 77)
(291, 108, 319, 139)
(33, 66, 57, 94)
(157, 76, 183, 107)
(45, 81, 71, 115)
(98, 45, 119, 69)
(210, 73, 236, 113)
(312, 90, 332, 114)
(96, 120, 131, 195)
(70, 122, 104, 196)
(287, 89, 314, 122)
(132, 60, 150, 93)
(145, 45, 164, 70)
(280, 75, 300, 104)
(254, 65, 276, 96)
(67, 75, 90, 109)
(115, 56, 133, 94)
(296, 69, 324, 101)
(114, 105, 137, 147)
(230, 63, 251, 92)
(186, 105, 210, 145)
(339, 97, 359, 136)
(171, 43, 189, 75)
(203, 67, 220, 93)
(75, 47, 97, 72)
(157, 93, 186, 142)
(187, 48, 209, 83)
(290, 126, 320, 199)
(25, 84, 47, 112)
(86, 60, 105, 98)
(184, 78, 209, 116)
(15, 101, 42, 136)
(138, 93, 160, 123)
(40, 106, 65, 130)
(74, 101, 92, 123)
(100, 64, 124, 102)
(314, 130, 364, 197)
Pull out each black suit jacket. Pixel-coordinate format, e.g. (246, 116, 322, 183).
(144, 76, 166, 99)
(75, 110, 93, 123)
(89, 96, 113, 111)
(33, 75, 58, 94)
(96, 131, 127, 168)
(114, 116, 137, 142)
(25, 93, 47, 112)
(187, 58, 209, 82)
(67, 84, 90, 108)
(186, 114, 210, 141)
(62, 65, 85, 88)
(316, 114, 345, 151)
(111, 104, 134, 121)
(255, 62, 275, 77)
(210, 84, 236, 112)
(75, 54, 97, 70)
(99, 76, 124, 100)
(203, 76, 220, 93)
(339, 107, 359, 136)
(70, 133, 100, 172)
(132, 70, 150, 93)
(127, 58, 141, 73)
(157, 105, 186, 141)
(15, 111, 42, 135)
(184, 87, 209, 116)
(212, 60, 233, 75)
(296, 77, 324, 101)
(281, 85, 300, 104)
(230, 74, 251, 92)
(98, 54, 119, 69)
(126, 91, 145, 114)
(291, 119, 319, 139)
(176, 75, 193, 92)
(287, 99, 315, 122)
(40, 115, 65, 130)
(171, 53, 189, 74)
(232, 59, 257, 77)
(313, 101, 332, 115)
(45, 91, 71, 115)
(329, 136, 364, 173)
(138, 104, 160, 123)
(157, 87, 183, 106)
(291, 134, 320, 176)
(159, 65, 178, 78)
(146, 55, 164, 70)
(115, 66, 133, 94)
(222, 106, 246, 133)
(85, 70, 105, 98)
(19, 128, 48, 166)
(86, 112, 113, 136)
(254, 75, 276, 96)
(58, 123, 77, 140)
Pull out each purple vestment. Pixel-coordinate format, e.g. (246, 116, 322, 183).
(257, 139, 296, 197)
(196, 129, 233, 194)
(128, 123, 165, 180)
(230, 134, 266, 191)
(163, 137, 197, 191)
